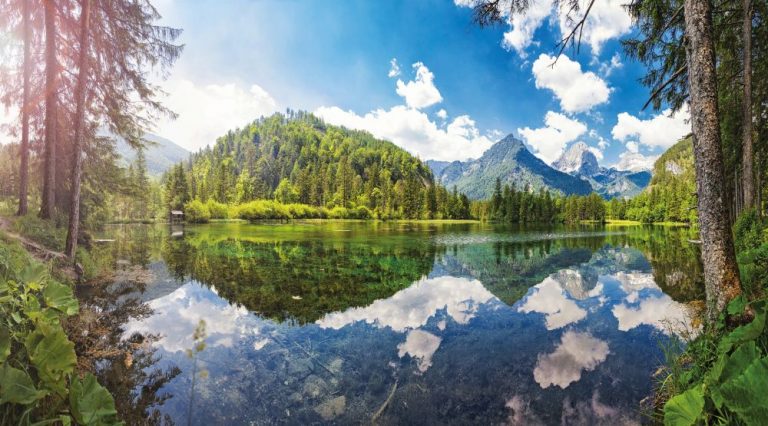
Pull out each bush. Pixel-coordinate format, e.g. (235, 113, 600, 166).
(0, 238, 119, 424)
(184, 200, 211, 223)
(733, 208, 764, 252)
(205, 200, 229, 219)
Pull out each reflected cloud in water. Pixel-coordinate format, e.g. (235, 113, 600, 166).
(397, 330, 442, 373)
(316, 275, 496, 332)
(533, 331, 610, 389)
(518, 278, 588, 330)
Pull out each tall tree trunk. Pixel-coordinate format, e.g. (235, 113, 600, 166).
(64, 0, 92, 260)
(40, 0, 58, 220)
(17, 0, 32, 216)
(741, 0, 754, 209)
(683, 0, 742, 322)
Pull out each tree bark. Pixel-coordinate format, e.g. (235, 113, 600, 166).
(64, 0, 92, 260)
(40, 0, 58, 220)
(741, 0, 754, 209)
(17, 0, 32, 216)
(683, 0, 742, 322)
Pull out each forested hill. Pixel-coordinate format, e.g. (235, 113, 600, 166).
(170, 111, 471, 219)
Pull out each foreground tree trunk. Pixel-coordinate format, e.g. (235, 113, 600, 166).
(65, 0, 92, 259)
(40, 0, 58, 219)
(683, 0, 742, 322)
(17, 0, 32, 216)
(741, 0, 754, 209)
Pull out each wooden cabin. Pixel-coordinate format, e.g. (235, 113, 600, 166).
(170, 210, 184, 223)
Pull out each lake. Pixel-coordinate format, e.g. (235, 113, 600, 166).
(83, 221, 704, 425)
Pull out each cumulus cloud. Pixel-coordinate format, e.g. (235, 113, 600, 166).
(455, 0, 631, 56)
(317, 61, 494, 161)
(518, 111, 587, 164)
(316, 275, 496, 332)
(388, 58, 401, 78)
(395, 62, 443, 109)
(533, 330, 609, 389)
(612, 294, 695, 336)
(397, 330, 442, 373)
(518, 276, 587, 330)
(316, 106, 494, 161)
(611, 105, 690, 150)
(613, 151, 658, 172)
(599, 53, 623, 77)
(155, 79, 279, 151)
(557, 0, 632, 55)
(501, 0, 553, 57)
(532, 54, 611, 113)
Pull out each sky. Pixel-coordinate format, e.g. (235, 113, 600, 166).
(1, 0, 692, 169)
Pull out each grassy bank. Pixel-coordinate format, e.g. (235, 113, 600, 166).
(0, 232, 120, 424)
(657, 209, 768, 424)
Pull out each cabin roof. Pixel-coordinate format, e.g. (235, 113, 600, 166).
(171, 210, 184, 215)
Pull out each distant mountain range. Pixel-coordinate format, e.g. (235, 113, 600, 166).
(427, 136, 653, 200)
(427, 134, 593, 200)
(551, 142, 652, 199)
(115, 133, 190, 177)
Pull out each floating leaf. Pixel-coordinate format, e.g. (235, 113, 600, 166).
(43, 281, 79, 316)
(664, 385, 704, 426)
(70, 373, 121, 425)
(0, 364, 46, 404)
(718, 357, 768, 423)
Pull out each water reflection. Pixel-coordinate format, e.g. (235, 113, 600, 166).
(86, 222, 704, 424)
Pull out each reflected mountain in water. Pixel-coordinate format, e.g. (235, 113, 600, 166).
(87, 222, 704, 424)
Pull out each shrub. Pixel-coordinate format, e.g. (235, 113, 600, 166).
(0, 238, 119, 424)
(733, 208, 764, 252)
(205, 200, 229, 219)
(12, 215, 66, 251)
(184, 200, 211, 223)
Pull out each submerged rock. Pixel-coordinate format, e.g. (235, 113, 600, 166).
(315, 396, 346, 420)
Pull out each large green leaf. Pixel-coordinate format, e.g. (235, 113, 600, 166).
(710, 341, 761, 408)
(70, 373, 121, 426)
(25, 323, 76, 396)
(664, 385, 704, 426)
(718, 301, 767, 353)
(718, 357, 768, 423)
(43, 281, 79, 316)
(0, 326, 10, 363)
(0, 364, 46, 404)
(19, 264, 47, 286)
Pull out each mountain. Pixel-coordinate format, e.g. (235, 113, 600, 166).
(175, 111, 471, 219)
(116, 133, 190, 177)
(429, 134, 593, 200)
(552, 142, 600, 176)
(551, 142, 652, 199)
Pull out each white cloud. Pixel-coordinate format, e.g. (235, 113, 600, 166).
(395, 62, 443, 109)
(558, 0, 632, 56)
(518, 276, 587, 330)
(436, 109, 448, 120)
(599, 53, 623, 77)
(502, 0, 553, 57)
(315, 105, 494, 161)
(397, 330, 442, 373)
(612, 294, 696, 336)
(611, 105, 690, 150)
(316, 275, 496, 332)
(518, 111, 587, 164)
(613, 151, 658, 172)
(455, 0, 631, 56)
(626, 141, 639, 153)
(533, 330, 609, 389)
(156, 79, 279, 151)
(532, 54, 611, 113)
(388, 58, 401, 78)
(597, 137, 609, 150)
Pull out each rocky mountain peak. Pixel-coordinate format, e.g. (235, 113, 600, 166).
(553, 142, 599, 176)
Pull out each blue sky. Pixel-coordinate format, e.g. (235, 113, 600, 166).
(150, 0, 691, 169)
